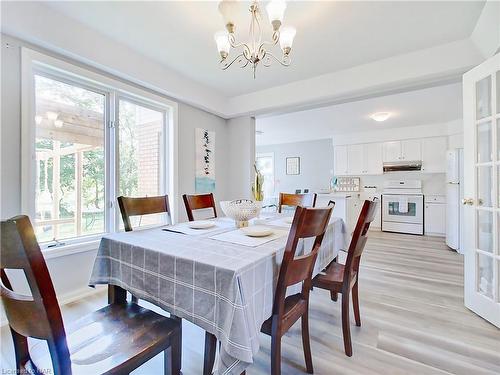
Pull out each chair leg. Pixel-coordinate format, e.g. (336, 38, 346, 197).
(270, 333, 282, 375)
(341, 292, 353, 357)
(330, 290, 338, 302)
(165, 331, 181, 375)
(352, 281, 361, 327)
(171, 315, 182, 367)
(203, 332, 217, 375)
(301, 312, 314, 374)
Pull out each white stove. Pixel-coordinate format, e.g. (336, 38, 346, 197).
(382, 180, 424, 235)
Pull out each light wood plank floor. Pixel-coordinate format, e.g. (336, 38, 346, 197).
(2, 231, 499, 374)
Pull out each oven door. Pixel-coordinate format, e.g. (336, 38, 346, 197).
(382, 194, 423, 224)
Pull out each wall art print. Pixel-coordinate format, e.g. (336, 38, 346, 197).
(195, 128, 216, 193)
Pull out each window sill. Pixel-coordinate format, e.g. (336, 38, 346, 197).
(42, 238, 101, 260)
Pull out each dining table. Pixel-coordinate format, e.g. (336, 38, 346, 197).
(89, 212, 348, 374)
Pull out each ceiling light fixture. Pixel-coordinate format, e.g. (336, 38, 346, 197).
(215, 0, 296, 78)
(370, 112, 391, 122)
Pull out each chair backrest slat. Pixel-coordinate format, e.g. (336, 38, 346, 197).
(343, 199, 378, 285)
(273, 206, 333, 315)
(278, 193, 317, 213)
(182, 193, 217, 222)
(117, 195, 170, 232)
(0, 216, 71, 373)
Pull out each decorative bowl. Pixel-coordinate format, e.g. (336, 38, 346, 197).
(220, 199, 262, 228)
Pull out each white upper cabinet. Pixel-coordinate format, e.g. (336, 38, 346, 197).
(401, 139, 421, 161)
(383, 139, 421, 162)
(363, 142, 383, 174)
(347, 144, 364, 175)
(383, 141, 401, 162)
(422, 137, 447, 173)
(334, 145, 348, 176)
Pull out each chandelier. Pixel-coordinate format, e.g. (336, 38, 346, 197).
(214, 0, 296, 78)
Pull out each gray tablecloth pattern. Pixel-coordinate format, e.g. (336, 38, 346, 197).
(89, 215, 347, 374)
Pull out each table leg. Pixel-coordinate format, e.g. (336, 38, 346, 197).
(108, 285, 127, 304)
(203, 332, 217, 375)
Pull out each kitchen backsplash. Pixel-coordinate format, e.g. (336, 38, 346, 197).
(359, 172, 446, 195)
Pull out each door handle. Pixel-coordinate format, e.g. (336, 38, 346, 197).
(461, 198, 474, 205)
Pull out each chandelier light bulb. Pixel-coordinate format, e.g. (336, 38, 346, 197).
(54, 119, 64, 128)
(266, 0, 287, 30)
(214, 30, 231, 59)
(218, 0, 238, 33)
(35, 115, 43, 125)
(370, 112, 391, 122)
(279, 26, 296, 55)
(46, 111, 59, 121)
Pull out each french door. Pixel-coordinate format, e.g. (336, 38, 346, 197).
(462, 53, 500, 327)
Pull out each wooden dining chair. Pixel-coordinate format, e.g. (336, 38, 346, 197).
(182, 193, 217, 221)
(278, 192, 317, 213)
(261, 205, 333, 375)
(117, 195, 171, 232)
(311, 199, 378, 357)
(0, 215, 181, 375)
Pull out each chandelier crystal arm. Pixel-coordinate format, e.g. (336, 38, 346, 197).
(262, 51, 291, 67)
(220, 53, 247, 70)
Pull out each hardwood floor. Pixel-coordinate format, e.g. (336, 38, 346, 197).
(1, 231, 499, 374)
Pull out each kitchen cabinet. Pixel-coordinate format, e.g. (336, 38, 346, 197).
(383, 141, 401, 162)
(335, 143, 383, 176)
(334, 145, 348, 176)
(347, 144, 364, 175)
(422, 137, 447, 173)
(363, 142, 383, 175)
(424, 195, 446, 236)
(402, 139, 421, 161)
(383, 139, 421, 162)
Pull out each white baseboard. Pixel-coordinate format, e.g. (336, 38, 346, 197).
(1, 286, 107, 327)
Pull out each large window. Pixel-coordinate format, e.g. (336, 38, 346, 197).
(24, 50, 177, 247)
(256, 152, 275, 203)
(34, 75, 106, 242)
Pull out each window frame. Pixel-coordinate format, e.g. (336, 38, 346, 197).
(21, 48, 179, 251)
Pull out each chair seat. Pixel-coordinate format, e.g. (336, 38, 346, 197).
(261, 293, 307, 336)
(30, 302, 181, 375)
(312, 262, 357, 292)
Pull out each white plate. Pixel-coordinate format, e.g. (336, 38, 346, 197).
(284, 217, 293, 224)
(187, 220, 216, 229)
(240, 225, 273, 237)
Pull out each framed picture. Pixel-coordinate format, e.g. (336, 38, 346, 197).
(286, 157, 300, 175)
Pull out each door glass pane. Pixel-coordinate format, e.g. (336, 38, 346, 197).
(496, 71, 500, 114)
(476, 210, 493, 253)
(476, 76, 491, 119)
(497, 119, 500, 160)
(477, 253, 494, 299)
(118, 99, 165, 227)
(477, 166, 493, 207)
(34, 75, 105, 242)
(477, 122, 492, 162)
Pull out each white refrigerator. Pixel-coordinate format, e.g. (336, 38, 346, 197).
(446, 149, 464, 253)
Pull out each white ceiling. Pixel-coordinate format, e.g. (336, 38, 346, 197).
(43, 1, 485, 97)
(256, 82, 462, 145)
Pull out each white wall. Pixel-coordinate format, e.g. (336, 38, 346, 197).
(256, 139, 334, 194)
(332, 119, 462, 145)
(226, 117, 256, 200)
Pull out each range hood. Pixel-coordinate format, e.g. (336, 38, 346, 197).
(383, 160, 422, 172)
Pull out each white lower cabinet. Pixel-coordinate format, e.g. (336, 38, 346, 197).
(424, 195, 446, 236)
